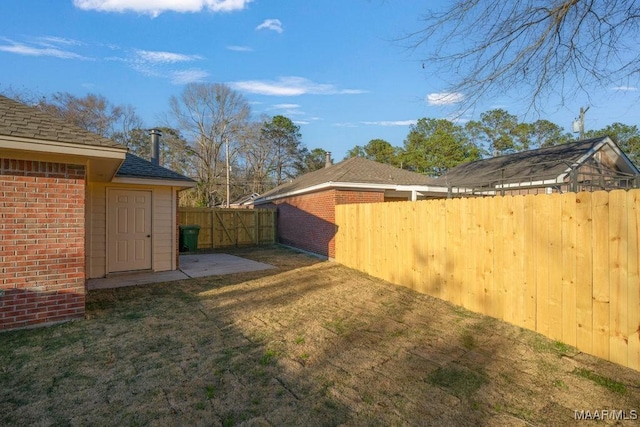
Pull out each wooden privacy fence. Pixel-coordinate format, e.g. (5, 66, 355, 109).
(178, 208, 276, 249)
(335, 189, 640, 372)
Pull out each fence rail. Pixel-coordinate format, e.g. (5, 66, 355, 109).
(178, 208, 276, 249)
(335, 189, 640, 372)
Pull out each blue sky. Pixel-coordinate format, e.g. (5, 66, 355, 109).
(1, 0, 639, 160)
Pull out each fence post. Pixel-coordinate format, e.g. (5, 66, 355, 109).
(570, 169, 578, 192)
(211, 209, 215, 249)
(254, 209, 259, 244)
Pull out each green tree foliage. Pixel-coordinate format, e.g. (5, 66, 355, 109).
(402, 118, 481, 176)
(465, 109, 574, 155)
(299, 148, 330, 173)
(261, 115, 304, 185)
(466, 109, 520, 156)
(529, 120, 573, 148)
(345, 139, 400, 166)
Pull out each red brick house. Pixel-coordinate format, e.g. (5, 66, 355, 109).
(251, 157, 445, 258)
(0, 95, 194, 330)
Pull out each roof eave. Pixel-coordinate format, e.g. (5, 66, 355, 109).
(111, 176, 197, 187)
(253, 181, 446, 204)
(0, 135, 126, 158)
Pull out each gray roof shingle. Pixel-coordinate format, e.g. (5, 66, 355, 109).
(0, 95, 124, 149)
(1, 95, 194, 183)
(434, 137, 609, 188)
(256, 157, 436, 201)
(116, 153, 195, 182)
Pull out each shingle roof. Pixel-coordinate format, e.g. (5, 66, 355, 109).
(116, 153, 195, 182)
(256, 157, 437, 201)
(0, 95, 124, 149)
(434, 137, 609, 188)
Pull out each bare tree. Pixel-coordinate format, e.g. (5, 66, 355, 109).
(237, 120, 276, 194)
(408, 0, 640, 111)
(37, 92, 127, 137)
(169, 83, 250, 207)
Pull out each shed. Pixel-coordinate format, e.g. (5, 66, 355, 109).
(0, 95, 195, 330)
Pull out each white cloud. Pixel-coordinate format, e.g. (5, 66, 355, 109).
(171, 69, 210, 84)
(256, 19, 283, 33)
(226, 45, 253, 52)
(230, 76, 366, 96)
(119, 48, 206, 83)
(0, 38, 87, 59)
(334, 122, 359, 128)
(426, 92, 465, 106)
(273, 103, 300, 109)
(73, 0, 252, 17)
(135, 49, 202, 63)
(35, 36, 84, 47)
(362, 120, 417, 126)
(611, 86, 638, 91)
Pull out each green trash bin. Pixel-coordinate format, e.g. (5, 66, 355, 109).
(179, 225, 200, 252)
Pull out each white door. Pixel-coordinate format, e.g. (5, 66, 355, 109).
(108, 189, 152, 273)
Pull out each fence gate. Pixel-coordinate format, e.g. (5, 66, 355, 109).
(178, 208, 276, 249)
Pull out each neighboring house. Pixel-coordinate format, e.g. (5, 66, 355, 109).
(250, 157, 446, 258)
(230, 192, 260, 208)
(435, 137, 640, 195)
(0, 95, 195, 330)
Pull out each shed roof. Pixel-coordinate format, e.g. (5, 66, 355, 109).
(255, 157, 437, 202)
(116, 153, 195, 182)
(0, 95, 124, 149)
(434, 137, 637, 188)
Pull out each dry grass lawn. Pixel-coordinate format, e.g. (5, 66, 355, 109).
(1, 246, 639, 426)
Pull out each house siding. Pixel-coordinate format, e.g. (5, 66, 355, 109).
(0, 158, 86, 330)
(267, 189, 384, 258)
(87, 183, 177, 278)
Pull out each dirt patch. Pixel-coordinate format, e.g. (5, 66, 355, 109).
(1, 245, 639, 426)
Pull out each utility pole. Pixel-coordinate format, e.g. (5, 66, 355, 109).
(225, 137, 230, 208)
(572, 106, 590, 140)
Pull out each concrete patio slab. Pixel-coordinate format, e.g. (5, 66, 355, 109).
(180, 253, 276, 278)
(87, 253, 276, 290)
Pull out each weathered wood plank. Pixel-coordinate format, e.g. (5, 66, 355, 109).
(178, 207, 276, 248)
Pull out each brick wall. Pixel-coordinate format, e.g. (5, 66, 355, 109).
(269, 189, 384, 258)
(335, 189, 385, 206)
(0, 159, 86, 330)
